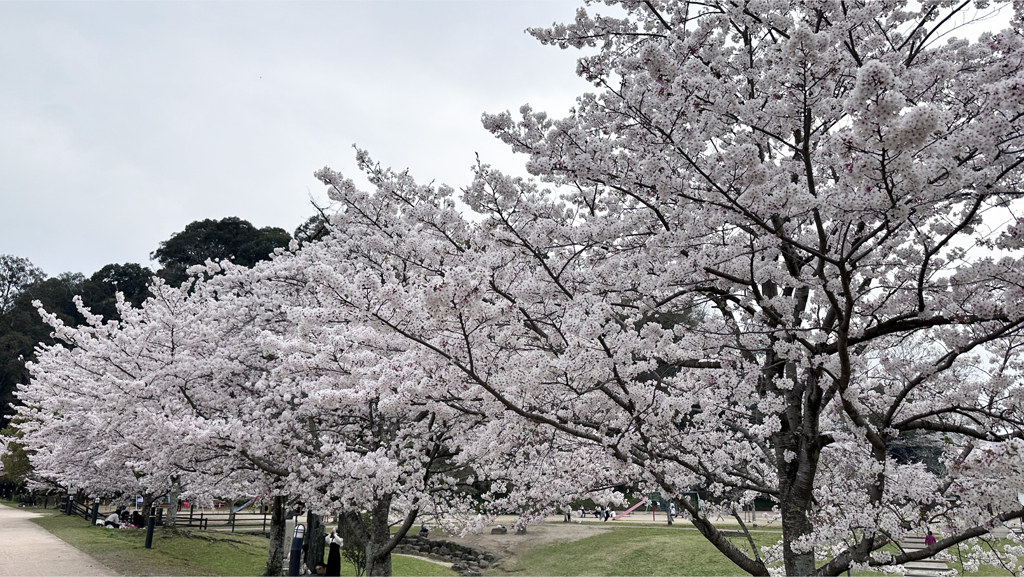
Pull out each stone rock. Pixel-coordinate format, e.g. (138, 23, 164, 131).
(491, 526, 507, 534)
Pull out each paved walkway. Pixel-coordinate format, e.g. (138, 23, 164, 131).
(0, 503, 117, 576)
(899, 534, 948, 577)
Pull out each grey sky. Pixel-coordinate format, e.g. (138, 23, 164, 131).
(0, 1, 590, 277)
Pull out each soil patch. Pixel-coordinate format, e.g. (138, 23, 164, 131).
(441, 517, 610, 572)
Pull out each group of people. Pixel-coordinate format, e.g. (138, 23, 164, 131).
(578, 505, 616, 521)
(100, 506, 146, 529)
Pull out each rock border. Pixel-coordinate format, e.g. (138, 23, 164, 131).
(394, 535, 498, 576)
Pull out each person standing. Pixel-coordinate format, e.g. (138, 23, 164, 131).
(325, 529, 343, 576)
(925, 530, 937, 547)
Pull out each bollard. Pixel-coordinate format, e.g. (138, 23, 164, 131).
(288, 524, 305, 576)
(90, 498, 100, 526)
(145, 507, 156, 549)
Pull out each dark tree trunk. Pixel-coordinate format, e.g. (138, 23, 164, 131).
(140, 493, 156, 520)
(774, 370, 821, 577)
(264, 495, 286, 576)
(337, 497, 418, 577)
(304, 511, 327, 573)
(364, 497, 418, 577)
(363, 502, 394, 577)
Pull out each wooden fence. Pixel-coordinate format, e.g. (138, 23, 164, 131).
(59, 497, 272, 536)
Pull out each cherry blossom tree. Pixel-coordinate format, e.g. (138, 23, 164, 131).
(293, 159, 642, 524)
(10, 257, 502, 576)
(9, 1, 1024, 576)
(215, 256, 486, 576)
(304, 0, 1024, 574)
(16, 294, 203, 508)
(13, 281, 297, 573)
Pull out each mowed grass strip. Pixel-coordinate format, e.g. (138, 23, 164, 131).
(14, 501, 1021, 577)
(489, 527, 781, 576)
(29, 508, 456, 577)
(31, 511, 270, 576)
(489, 524, 1023, 577)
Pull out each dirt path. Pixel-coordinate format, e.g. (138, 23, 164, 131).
(0, 503, 117, 577)
(440, 515, 611, 570)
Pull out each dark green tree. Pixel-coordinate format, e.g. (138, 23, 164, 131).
(0, 424, 30, 485)
(78, 263, 154, 321)
(151, 217, 291, 286)
(0, 263, 152, 429)
(0, 273, 86, 429)
(293, 201, 336, 247)
(0, 255, 46, 315)
(293, 214, 330, 246)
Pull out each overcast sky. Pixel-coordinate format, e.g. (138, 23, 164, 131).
(0, 1, 592, 277)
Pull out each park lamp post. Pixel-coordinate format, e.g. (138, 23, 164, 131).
(145, 507, 156, 549)
(288, 523, 305, 577)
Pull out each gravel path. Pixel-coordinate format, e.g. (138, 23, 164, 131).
(0, 503, 117, 576)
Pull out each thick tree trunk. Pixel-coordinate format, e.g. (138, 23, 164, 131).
(363, 545, 392, 577)
(141, 493, 156, 519)
(264, 496, 286, 576)
(304, 511, 327, 573)
(339, 496, 418, 577)
(363, 499, 394, 577)
(164, 476, 181, 528)
(364, 510, 394, 577)
(776, 413, 820, 575)
(780, 499, 816, 576)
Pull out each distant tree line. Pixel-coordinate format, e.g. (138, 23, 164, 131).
(0, 216, 312, 430)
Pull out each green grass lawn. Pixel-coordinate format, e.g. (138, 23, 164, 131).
(11, 499, 1017, 576)
(488, 527, 782, 576)
(31, 511, 271, 576)
(486, 525, 1021, 577)
(13, 503, 454, 577)
(943, 540, 1020, 577)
